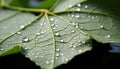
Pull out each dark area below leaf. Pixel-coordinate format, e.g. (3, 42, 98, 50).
(0, 40, 120, 69)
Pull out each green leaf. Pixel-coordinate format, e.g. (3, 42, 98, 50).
(0, 9, 91, 69)
(53, 0, 87, 12)
(65, 0, 120, 43)
(0, 45, 21, 57)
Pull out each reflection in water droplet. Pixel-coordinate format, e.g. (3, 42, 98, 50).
(77, 4, 81, 7)
(36, 32, 40, 35)
(75, 15, 80, 18)
(71, 30, 75, 33)
(76, 8, 81, 11)
(68, 4, 72, 8)
(78, 50, 82, 53)
(85, 5, 88, 8)
(17, 32, 21, 35)
(19, 25, 24, 29)
(50, 18, 54, 21)
(100, 25, 104, 28)
(60, 53, 64, 56)
(56, 48, 60, 52)
(60, 40, 64, 42)
(55, 33, 60, 37)
(0, 48, 4, 51)
(23, 38, 29, 42)
(56, 53, 60, 57)
(46, 61, 50, 64)
(106, 35, 111, 38)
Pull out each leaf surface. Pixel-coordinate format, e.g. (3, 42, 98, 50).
(0, 9, 91, 69)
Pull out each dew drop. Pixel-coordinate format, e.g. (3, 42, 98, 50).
(76, 8, 81, 11)
(3, 26, 7, 29)
(41, 31, 45, 34)
(40, 55, 44, 58)
(65, 58, 68, 62)
(46, 61, 50, 64)
(50, 18, 54, 21)
(42, 47, 46, 50)
(71, 14, 75, 17)
(91, 16, 94, 19)
(78, 50, 82, 53)
(56, 48, 60, 52)
(36, 32, 40, 35)
(19, 25, 24, 29)
(71, 30, 75, 33)
(85, 5, 88, 8)
(60, 40, 64, 43)
(68, 4, 72, 8)
(55, 33, 60, 37)
(56, 53, 60, 57)
(0, 48, 4, 51)
(23, 38, 29, 42)
(100, 25, 104, 28)
(55, 57, 58, 59)
(73, 45, 77, 48)
(106, 35, 111, 38)
(51, 24, 55, 27)
(82, 41, 85, 44)
(17, 32, 21, 35)
(77, 4, 81, 7)
(51, 60, 54, 63)
(75, 15, 80, 18)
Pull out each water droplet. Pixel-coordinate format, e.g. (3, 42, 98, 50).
(65, 58, 68, 62)
(42, 47, 46, 50)
(69, 44, 73, 48)
(85, 5, 88, 8)
(78, 50, 82, 53)
(46, 61, 50, 64)
(77, 4, 81, 7)
(51, 24, 55, 27)
(76, 8, 81, 11)
(73, 45, 77, 48)
(41, 31, 45, 34)
(56, 48, 60, 52)
(19, 25, 24, 29)
(71, 30, 75, 33)
(82, 41, 85, 44)
(50, 18, 54, 21)
(36, 32, 40, 35)
(0, 48, 4, 51)
(17, 32, 21, 35)
(68, 4, 72, 8)
(106, 35, 111, 38)
(71, 14, 75, 17)
(56, 53, 60, 57)
(91, 16, 94, 19)
(75, 15, 80, 18)
(23, 38, 29, 42)
(55, 57, 58, 59)
(55, 33, 60, 37)
(51, 60, 54, 63)
(40, 56, 44, 58)
(60, 40, 64, 42)
(100, 25, 104, 28)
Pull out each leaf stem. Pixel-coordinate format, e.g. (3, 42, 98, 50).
(3, 5, 47, 13)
